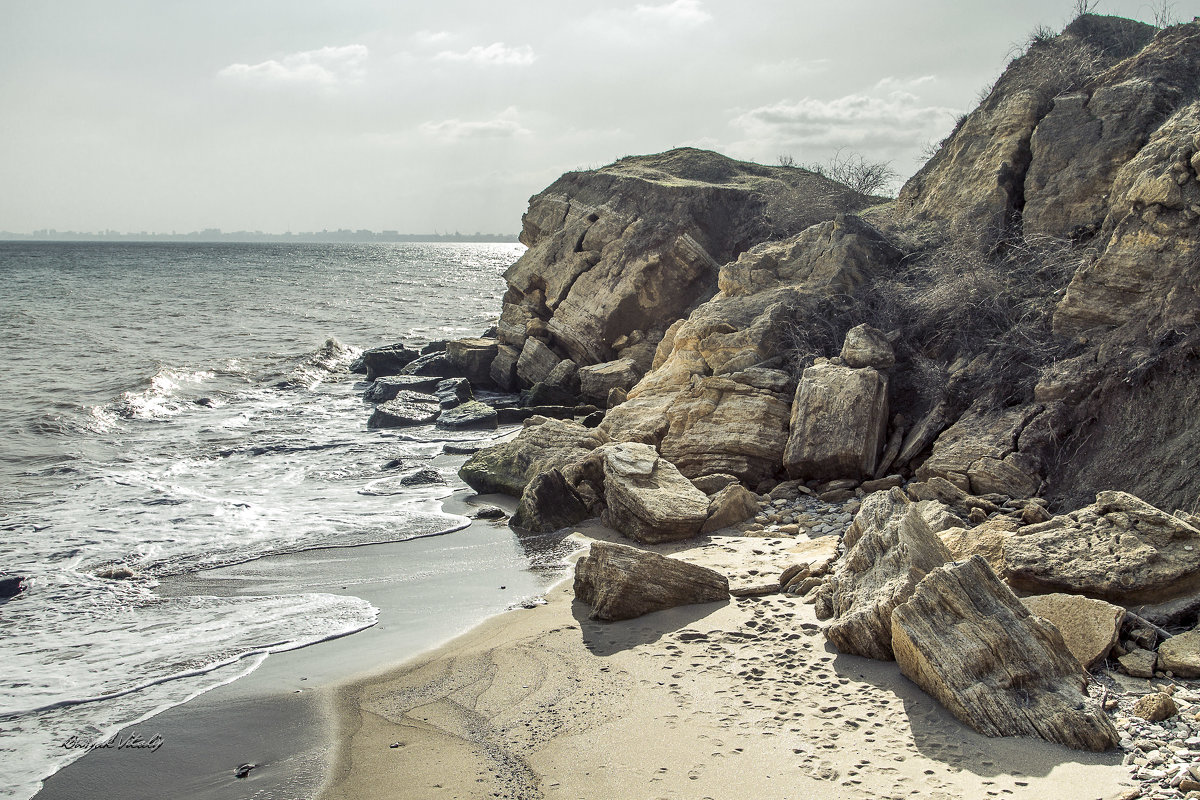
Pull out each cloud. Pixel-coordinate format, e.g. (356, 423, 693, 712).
(218, 45, 368, 88)
(434, 43, 536, 66)
(633, 0, 712, 27)
(411, 30, 455, 47)
(420, 107, 530, 139)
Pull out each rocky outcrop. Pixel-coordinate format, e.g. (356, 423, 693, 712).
(596, 442, 711, 544)
(573, 541, 729, 621)
(1020, 593, 1125, 669)
(445, 338, 498, 387)
(891, 555, 1118, 751)
(511, 469, 591, 533)
(823, 489, 951, 660)
(458, 417, 603, 497)
(1004, 491, 1200, 604)
(516, 338, 561, 387)
(914, 400, 1043, 498)
(784, 362, 889, 482)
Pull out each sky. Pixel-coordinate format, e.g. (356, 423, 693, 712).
(1, 0, 1194, 235)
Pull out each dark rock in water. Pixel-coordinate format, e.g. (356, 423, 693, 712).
(0, 575, 27, 599)
(521, 381, 577, 407)
(363, 375, 441, 402)
(234, 763, 256, 779)
(367, 394, 441, 428)
(442, 442, 484, 455)
(95, 566, 136, 580)
(435, 377, 474, 409)
(512, 469, 592, 532)
(359, 343, 420, 381)
(400, 467, 445, 486)
(582, 410, 605, 428)
(399, 352, 467, 379)
(382, 457, 407, 470)
(496, 405, 576, 425)
(436, 401, 498, 431)
(421, 340, 448, 355)
(473, 505, 507, 520)
(574, 541, 730, 621)
(194, 397, 215, 408)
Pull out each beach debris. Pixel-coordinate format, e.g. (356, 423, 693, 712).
(234, 763, 256, 779)
(574, 540, 729, 621)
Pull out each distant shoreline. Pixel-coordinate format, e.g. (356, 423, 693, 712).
(0, 232, 520, 244)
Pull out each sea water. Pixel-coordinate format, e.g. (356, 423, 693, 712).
(0, 241, 536, 799)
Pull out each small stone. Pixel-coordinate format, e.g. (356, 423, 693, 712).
(1134, 693, 1180, 723)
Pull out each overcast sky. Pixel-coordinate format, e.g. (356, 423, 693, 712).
(1, 0, 1191, 235)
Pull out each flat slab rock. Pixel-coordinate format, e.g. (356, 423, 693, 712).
(1158, 628, 1200, 679)
(458, 416, 602, 497)
(366, 393, 441, 428)
(891, 555, 1118, 752)
(1020, 593, 1125, 669)
(1004, 490, 1200, 605)
(573, 540, 729, 621)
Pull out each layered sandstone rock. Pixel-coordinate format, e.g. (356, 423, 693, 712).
(784, 362, 889, 482)
(574, 541, 729, 621)
(596, 442, 711, 544)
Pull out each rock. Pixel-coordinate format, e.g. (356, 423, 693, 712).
(421, 340, 448, 355)
(445, 337, 498, 387)
(1132, 692, 1178, 723)
(1004, 491, 1200, 605)
(596, 442, 711, 544)
(399, 352, 465, 379)
(512, 469, 592, 533)
(516, 337, 561, 388)
(1020, 593, 1125, 669)
(573, 540, 729, 622)
(938, 524, 1012, 576)
(701, 484, 760, 533)
(818, 488, 855, 504)
(690, 473, 739, 495)
(1118, 647, 1158, 679)
(490, 344, 521, 391)
(894, 400, 950, 473)
(495, 405, 577, 425)
(913, 500, 966, 533)
(95, 566, 136, 580)
(434, 377, 474, 409)
(840, 323, 895, 369)
(0, 575, 26, 598)
(915, 400, 1043, 498)
(364, 375, 442, 402)
(358, 343, 419, 380)
(784, 362, 889, 482)
(788, 537, 840, 576)
(824, 488, 951, 660)
(442, 442, 482, 455)
(502, 148, 873, 367)
(578, 360, 640, 405)
(1157, 629, 1200, 679)
(890, 555, 1118, 751)
(860, 474, 904, 494)
(472, 506, 507, 520)
(906, 477, 1000, 517)
(458, 416, 603, 497)
(435, 401, 498, 431)
(367, 393, 442, 428)
(399, 467, 445, 487)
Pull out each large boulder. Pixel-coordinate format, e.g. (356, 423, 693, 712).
(578, 360, 640, 405)
(823, 488, 951, 660)
(435, 401, 498, 431)
(445, 338, 498, 387)
(363, 374, 442, 402)
(573, 541, 729, 621)
(840, 323, 895, 369)
(458, 416, 603, 497)
(357, 343, 420, 381)
(596, 442, 711, 544)
(891, 555, 1118, 752)
(1020, 593, 1125, 669)
(501, 148, 875, 368)
(784, 362, 889, 482)
(490, 344, 521, 391)
(1157, 628, 1200, 679)
(366, 392, 441, 428)
(914, 400, 1043, 498)
(1004, 491, 1200, 604)
(516, 337, 561, 387)
(511, 469, 592, 533)
(700, 483, 759, 533)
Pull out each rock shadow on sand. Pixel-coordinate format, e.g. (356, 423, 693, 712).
(572, 599, 729, 657)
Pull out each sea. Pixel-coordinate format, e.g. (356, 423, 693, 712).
(0, 240, 561, 800)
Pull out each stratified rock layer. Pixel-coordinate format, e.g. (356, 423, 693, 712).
(597, 443, 711, 544)
(573, 541, 729, 621)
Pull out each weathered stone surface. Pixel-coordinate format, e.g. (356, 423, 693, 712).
(458, 417, 603, 497)
(578, 360, 640, 405)
(490, 344, 521, 391)
(938, 523, 1013, 576)
(691, 473, 739, 495)
(784, 363, 888, 482)
(916, 401, 1043, 498)
(434, 377, 473, 409)
(891, 555, 1118, 751)
(516, 337, 561, 388)
(1118, 647, 1157, 678)
(399, 352, 465, 379)
(357, 342, 420, 380)
(445, 337, 498, 387)
(597, 442, 711, 544)
(495, 405, 577, 425)
(1004, 491, 1200, 604)
(824, 489, 951, 661)
(1131, 692, 1178, 723)
(511, 469, 592, 533)
(906, 477, 1001, 517)
(840, 323, 895, 369)
(435, 400, 498, 431)
(363, 374, 441, 402)
(1157, 628, 1200, 678)
(701, 484, 759, 533)
(1020, 593, 1125, 669)
(367, 393, 441, 428)
(573, 541, 729, 622)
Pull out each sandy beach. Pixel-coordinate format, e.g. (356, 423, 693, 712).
(320, 526, 1135, 800)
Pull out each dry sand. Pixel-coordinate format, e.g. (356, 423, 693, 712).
(319, 526, 1135, 800)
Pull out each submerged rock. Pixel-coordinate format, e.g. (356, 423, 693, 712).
(0, 575, 27, 599)
(573, 540, 729, 621)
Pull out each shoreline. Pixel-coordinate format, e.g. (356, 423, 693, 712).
(318, 526, 1136, 800)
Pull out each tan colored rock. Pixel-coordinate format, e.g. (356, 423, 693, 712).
(1004, 491, 1200, 604)
(578, 359, 640, 405)
(824, 489, 951, 661)
(1118, 648, 1157, 678)
(445, 337, 498, 387)
(1131, 692, 1178, 723)
(516, 337, 561, 388)
(906, 477, 1000, 516)
(701, 484, 760, 533)
(690, 473, 738, 495)
(915, 401, 1043, 499)
(890, 555, 1117, 752)
(458, 416, 603, 497)
(784, 362, 888, 482)
(489, 344, 521, 391)
(573, 541, 729, 621)
(597, 442, 711, 544)
(938, 522, 1013, 576)
(913, 500, 966, 534)
(840, 323, 895, 369)
(786, 536, 839, 576)
(1020, 593, 1125, 669)
(1157, 628, 1200, 679)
